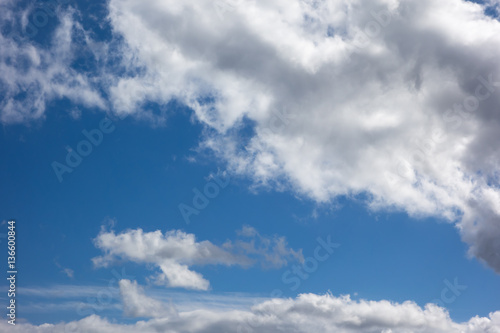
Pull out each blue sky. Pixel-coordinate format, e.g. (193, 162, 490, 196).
(1, 0, 500, 332)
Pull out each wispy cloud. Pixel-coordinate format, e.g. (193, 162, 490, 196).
(0, 4, 106, 123)
(18, 284, 267, 314)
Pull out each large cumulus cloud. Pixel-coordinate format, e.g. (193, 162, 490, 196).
(99, 0, 500, 273)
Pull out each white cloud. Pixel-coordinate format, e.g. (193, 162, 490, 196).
(0, 4, 106, 123)
(99, 0, 500, 274)
(119, 279, 177, 318)
(3, 290, 500, 332)
(92, 227, 302, 290)
(62, 268, 74, 278)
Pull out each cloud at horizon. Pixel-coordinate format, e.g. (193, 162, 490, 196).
(4, 280, 500, 332)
